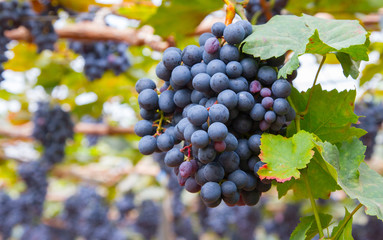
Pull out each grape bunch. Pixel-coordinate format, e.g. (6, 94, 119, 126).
(135, 20, 296, 207)
(69, 40, 131, 81)
(32, 102, 74, 168)
(62, 187, 125, 240)
(245, 0, 289, 24)
(0, 0, 59, 82)
(353, 101, 383, 160)
(134, 200, 160, 240)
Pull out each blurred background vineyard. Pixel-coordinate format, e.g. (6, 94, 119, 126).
(0, 0, 383, 239)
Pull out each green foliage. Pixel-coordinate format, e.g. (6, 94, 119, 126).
(287, 85, 366, 143)
(241, 14, 369, 78)
(331, 209, 354, 240)
(276, 152, 340, 199)
(290, 213, 332, 240)
(317, 138, 383, 220)
(258, 131, 315, 182)
(144, 0, 223, 38)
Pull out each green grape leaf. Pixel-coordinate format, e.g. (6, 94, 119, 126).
(287, 85, 366, 143)
(241, 14, 369, 78)
(318, 137, 383, 220)
(276, 151, 340, 199)
(331, 209, 354, 240)
(143, 0, 223, 38)
(290, 213, 332, 240)
(258, 131, 315, 182)
(335, 52, 361, 79)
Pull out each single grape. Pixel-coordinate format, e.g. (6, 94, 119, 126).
(220, 44, 239, 64)
(134, 120, 155, 137)
(211, 22, 226, 37)
(164, 148, 184, 167)
(187, 105, 209, 126)
(192, 73, 211, 92)
(204, 37, 220, 54)
(206, 59, 226, 76)
(155, 61, 171, 81)
(223, 23, 245, 44)
(209, 104, 229, 123)
(261, 96, 274, 109)
(229, 77, 248, 93)
(163, 50, 181, 70)
(191, 62, 207, 77)
(248, 134, 261, 154)
(159, 90, 176, 113)
(240, 58, 258, 80)
(237, 91, 255, 111)
(224, 133, 238, 152)
(179, 161, 193, 178)
(214, 141, 226, 152)
(135, 78, 156, 93)
(273, 98, 290, 115)
(203, 162, 225, 183)
(138, 89, 158, 110)
(210, 72, 229, 93)
(171, 65, 192, 87)
(226, 61, 243, 78)
(138, 135, 157, 155)
(257, 66, 277, 86)
(208, 122, 228, 141)
(191, 130, 209, 148)
(157, 133, 175, 152)
(260, 88, 272, 97)
(271, 79, 291, 98)
(217, 89, 238, 110)
(249, 80, 262, 93)
(185, 177, 201, 193)
(181, 45, 202, 66)
(264, 111, 276, 123)
(221, 181, 237, 197)
(227, 170, 248, 189)
(173, 89, 191, 108)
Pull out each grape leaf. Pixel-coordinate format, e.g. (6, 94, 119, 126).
(241, 14, 369, 78)
(290, 213, 332, 240)
(257, 131, 315, 182)
(287, 85, 366, 143)
(318, 137, 383, 220)
(276, 151, 340, 199)
(330, 209, 354, 240)
(143, 0, 223, 38)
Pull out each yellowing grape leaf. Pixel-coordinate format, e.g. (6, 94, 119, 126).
(258, 131, 315, 182)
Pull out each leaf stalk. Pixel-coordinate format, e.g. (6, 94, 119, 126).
(300, 55, 327, 116)
(302, 168, 325, 239)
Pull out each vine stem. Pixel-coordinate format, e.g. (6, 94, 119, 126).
(299, 55, 327, 116)
(330, 203, 363, 240)
(302, 168, 325, 239)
